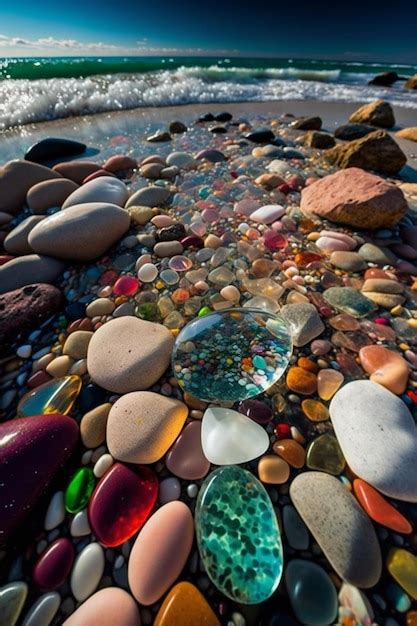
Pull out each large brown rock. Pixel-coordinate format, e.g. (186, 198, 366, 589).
(349, 100, 395, 128)
(300, 168, 408, 229)
(0, 283, 63, 347)
(396, 127, 417, 142)
(4, 215, 45, 255)
(302, 130, 335, 149)
(28, 202, 131, 261)
(325, 130, 407, 175)
(0, 255, 66, 294)
(0, 160, 62, 215)
(27, 178, 79, 214)
(405, 75, 417, 90)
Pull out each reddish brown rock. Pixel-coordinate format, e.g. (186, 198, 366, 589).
(103, 155, 137, 173)
(301, 168, 408, 229)
(52, 161, 101, 183)
(0, 160, 62, 214)
(27, 178, 79, 214)
(325, 130, 407, 175)
(349, 100, 395, 128)
(0, 283, 63, 347)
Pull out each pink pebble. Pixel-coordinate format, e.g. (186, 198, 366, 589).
(249, 204, 285, 224)
(201, 208, 220, 223)
(311, 339, 332, 355)
(316, 237, 350, 252)
(319, 230, 357, 249)
(234, 200, 260, 216)
(151, 215, 175, 228)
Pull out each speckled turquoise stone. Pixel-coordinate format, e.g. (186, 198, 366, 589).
(195, 465, 283, 604)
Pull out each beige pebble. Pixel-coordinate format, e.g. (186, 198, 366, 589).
(258, 455, 290, 484)
(204, 234, 222, 249)
(46, 355, 74, 377)
(107, 391, 188, 464)
(63, 331, 94, 360)
(128, 205, 153, 225)
(154, 241, 183, 257)
(32, 352, 54, 373)
(69, 359, 88, 376)
(86, 298, 116, 317)
(220, 285, 240, 302)
(80, 403, 112, 449)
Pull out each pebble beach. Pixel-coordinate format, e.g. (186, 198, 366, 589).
(1, 96, 417, 626)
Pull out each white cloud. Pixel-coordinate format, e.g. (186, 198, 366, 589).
(0, 33, 239, 56)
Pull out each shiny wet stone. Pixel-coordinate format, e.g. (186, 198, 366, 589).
(173, 308, 292, 402)
(323, 287, 377, 318)
(306, 433, 346, 475)
(195, 465, 283, 604)
(17, 375, 82, 417)
(285, 559, 338, 626)
(65, 467, 95, 513)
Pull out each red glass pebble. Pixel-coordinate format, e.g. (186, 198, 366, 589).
(33, 538, 75, 590)
(263, 229, 287, 251)
(278, 183, 291, 194)
(407, 390, 417, 404)
(0, 255, 14, 266)
(180, 236, 204, 248)
(88, 463, 158, 547)
(112, 275, 140, 296)
(374, 317, 389, 326)
(274, 423, 291, 439)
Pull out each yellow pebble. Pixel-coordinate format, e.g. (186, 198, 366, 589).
(399, 343, 410, 351)
(155, 281, 165, 289)
(226, 358, 233, 365)
(391, 305, 403, 316)
(387, 548, 417, 600)
(407, 318, 417, 327)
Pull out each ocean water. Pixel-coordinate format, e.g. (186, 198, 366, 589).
(0, 56, 416, 130)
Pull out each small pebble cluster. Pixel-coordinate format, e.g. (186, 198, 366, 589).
(1, 100, 417, 626)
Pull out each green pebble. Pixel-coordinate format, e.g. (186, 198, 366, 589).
(198, 306, 211, 317)
(65, 467, 95, 513)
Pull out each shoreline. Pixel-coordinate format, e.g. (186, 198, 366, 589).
(1, 99, 417, 166)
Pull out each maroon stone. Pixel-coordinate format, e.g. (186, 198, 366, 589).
(0, 283, 63, 348)
(33, 538, 75, 590)
(27, 370, 52, 388)
(0, 414, 79, 545)
(165, 421, 210, 480)
(237, 399, 273, 424)
(103, 155, 137, 173)
(180, 235, 204, 249)
(83, 169, 116, 184)
(88, 463, 158, 548)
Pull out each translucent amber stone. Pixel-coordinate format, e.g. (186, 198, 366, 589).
(306, 434, 345, 475)
(317, 369, 344, 400)
(286, 367, 317, 395)
(17, 375, 82, 417)
(273, 439, 305, 468)
(154, 582, 220, 626)
(302, 399, 330, 422)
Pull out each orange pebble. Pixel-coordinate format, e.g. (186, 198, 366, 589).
(297, 356, 319, 373)
(301, 399, 330, 422)
(286, 367, 317, 395)
(407, 611, 417, 626)
(353, 479, 412, 534)
(272, 439, 305, 468)
(154, 581, 220, 626)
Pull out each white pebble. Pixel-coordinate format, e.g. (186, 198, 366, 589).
(22, 592, 60, 626)
(93, 453, 114, 478)
(70, 542, 104, 601)
(44, 491, 65, 531)
(138, 262, 158, 282)
(158, 477, 181, 504)
(70, 509, 91, 537)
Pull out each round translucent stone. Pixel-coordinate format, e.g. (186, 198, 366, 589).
(172, 308, 292, 402)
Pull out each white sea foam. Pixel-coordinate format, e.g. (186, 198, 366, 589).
(0, 65, 416, 130)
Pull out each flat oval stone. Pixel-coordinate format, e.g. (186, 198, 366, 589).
(128, 501, 194, 605)
(154, 582, 220, 626)
(272, 439, 305, 468)
(285, 559, 338, 626)
(70, 542, 104, 602)
(62, 177, 128, 208)
(286, 366, 317, 395)
(237, 398, 273, 424)
(359, 345, 409, 395)
(201, 407, 269, 465)
(28, 202, 131, 262)
(22, 592, 60, 626)
(173, 308, 292, 402)
(63, 588, 141, 626)
(87, 317, 174, 394)
(249, 204, 285, 224)
(0, 414, 78, 544)
(88, 463, 158, 547)
(323, 287, 377, 318)
(317, 369, 344, 400)
(290, 472, 382, 588)
(165, 421, 210, 480)
(17, 375, 82, 416)
(126, 186, 171, 208)
(353, 479, 412, 534)
(330, 380, 417, 501)
(0, 582, 28, 626)
(195, 465, 283, 604)
(27, 178, 79, 213)
(107, 391, 188, 464)
(387, 549, 417, 600)
(33, 538, 75, 590)
(282, 505, 309, 550)
(258, 455, 290, 484)
(25, 138, 86, 163)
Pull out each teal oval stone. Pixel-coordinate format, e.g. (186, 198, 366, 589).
(65, 467, 95, 513)
(195, 465, 283, 604)
(285, 559, 338, 625)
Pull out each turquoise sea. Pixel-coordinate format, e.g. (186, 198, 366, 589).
(0, 56, 416, 130)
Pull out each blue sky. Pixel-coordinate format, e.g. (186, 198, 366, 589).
(0, 0, 416, 61)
